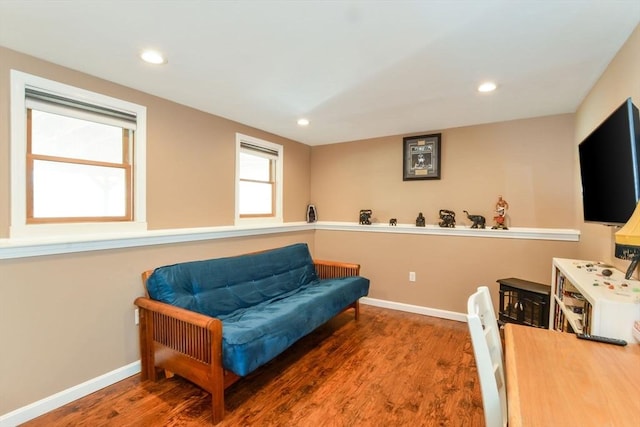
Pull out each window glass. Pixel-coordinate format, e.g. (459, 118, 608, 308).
(28, 108, 132, 222)
(239, 152, 271, 181)
(31, 110, 124, 163)
(32, 160, 127, 218)
(239, 181, 273, 215)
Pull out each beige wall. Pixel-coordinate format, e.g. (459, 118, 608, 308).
(0, 232, 314, 414)
(315, 230, 577, 313)
(575, 24, 640, 267)
(0, 47, 312, 414)
(0, 46, 312, 233)
(310, 114, 580, 314)
(311, 115, 577, 228)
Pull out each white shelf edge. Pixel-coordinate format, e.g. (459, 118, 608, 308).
(0, 221, 580, 260)
(0, 222, 313, 260)
(316, 221, 580, 241)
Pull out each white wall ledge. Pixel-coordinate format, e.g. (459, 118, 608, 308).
(0, 223, 313, 260)
(0, 221, 579, 260)
(316, 221, 580, 241)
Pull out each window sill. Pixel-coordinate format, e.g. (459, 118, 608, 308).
(0, 221, 579, 260)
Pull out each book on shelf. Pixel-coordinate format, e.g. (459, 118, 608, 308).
(582, 303, 592, 334)
(556, 273, 565, 298)
(563, 294, 585, 314)
(554, 304, 566, 331)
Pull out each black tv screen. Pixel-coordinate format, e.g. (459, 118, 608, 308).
(579, 98, 640, 226)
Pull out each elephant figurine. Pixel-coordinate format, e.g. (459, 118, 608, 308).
(463, 210, 486, 229)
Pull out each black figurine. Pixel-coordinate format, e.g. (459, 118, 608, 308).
(389, 218, 397, 226)
(359, 209, 372, 225)
(463, 210, 486, 229)
(306, 204, 317, 223)
(416, 212, 426, 227)
(438, 209, 456, 228)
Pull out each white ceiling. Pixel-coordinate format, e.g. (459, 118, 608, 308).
(1, 1, 639, 146)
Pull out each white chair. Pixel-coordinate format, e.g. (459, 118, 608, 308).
(467, 286, 507, 427)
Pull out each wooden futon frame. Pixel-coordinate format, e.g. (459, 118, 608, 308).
(135, 259, 361, 424)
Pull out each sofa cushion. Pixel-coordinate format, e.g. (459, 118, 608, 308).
(146, 243, 318, 318)
(221, 276, 370, 376)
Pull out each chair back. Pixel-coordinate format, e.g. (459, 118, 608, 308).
(467, 286, 507, 427)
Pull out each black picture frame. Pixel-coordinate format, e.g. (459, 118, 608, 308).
(402, 133, 441, 180)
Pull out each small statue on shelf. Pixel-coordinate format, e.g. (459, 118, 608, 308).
(359, 209, 372, 225)
(306, 204, 317, 223)
(491, 195, 509, 230)
(416, 212, 426, 227)
(438, 209, 456, 228)
(463, 210, 486, 229)
(389, 218, 397, 226)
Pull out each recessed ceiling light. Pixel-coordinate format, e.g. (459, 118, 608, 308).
(297, 118, 310, 126)
(140, 50, 167, 65)
(478, 82, 497, 93)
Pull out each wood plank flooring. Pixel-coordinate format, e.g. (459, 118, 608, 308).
(23, 305, 484, 426)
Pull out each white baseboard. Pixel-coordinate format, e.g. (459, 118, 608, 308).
(0, 299, 464, 426)
(0, 361, 140, 427)
(360, 297, 467, 322)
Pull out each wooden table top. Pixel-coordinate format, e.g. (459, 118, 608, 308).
(504, 323, 640, 427)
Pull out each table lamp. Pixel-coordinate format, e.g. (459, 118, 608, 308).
(615, 202, 640, 279)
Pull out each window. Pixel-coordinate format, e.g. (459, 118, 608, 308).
(10, 70, 147, 238)
(26, 89, 135, 223)
(235, 134, 283, 223)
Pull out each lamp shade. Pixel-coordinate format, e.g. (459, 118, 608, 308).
(615, 202, 640, 279)
(615, 202, 640, 256)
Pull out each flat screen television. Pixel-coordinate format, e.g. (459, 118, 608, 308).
(579, 97, 640, 226)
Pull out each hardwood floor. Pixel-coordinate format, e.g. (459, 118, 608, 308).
(23, 305, 484, 426)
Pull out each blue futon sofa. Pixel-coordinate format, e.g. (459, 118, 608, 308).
(134, 243, 369, 424)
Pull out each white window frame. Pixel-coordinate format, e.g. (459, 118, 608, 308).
(9, 70, 147, 238)
(235, 133, 283, 225)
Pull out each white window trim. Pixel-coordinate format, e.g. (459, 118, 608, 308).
(9, 70, 147, 238)
(235, 133, 283, 225)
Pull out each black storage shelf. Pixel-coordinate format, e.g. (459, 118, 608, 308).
(498, 277, 550, 329)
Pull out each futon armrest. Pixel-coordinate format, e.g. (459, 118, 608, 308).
(134, 296, 224, 383)
(313, 259, 360, 279)
(135, 296, 220, 329)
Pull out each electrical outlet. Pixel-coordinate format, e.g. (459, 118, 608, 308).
(134, 308, 139, 325)
(409, 271, 416, 282)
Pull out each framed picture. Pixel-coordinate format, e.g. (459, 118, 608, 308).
(402, 133, 441, 180)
